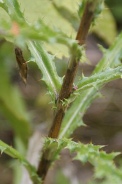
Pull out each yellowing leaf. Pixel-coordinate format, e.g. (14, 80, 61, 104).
(19, 0, 79, 58)
(92, 6, 117, 45)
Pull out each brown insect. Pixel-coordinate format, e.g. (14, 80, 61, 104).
(15, 47, 27, 84)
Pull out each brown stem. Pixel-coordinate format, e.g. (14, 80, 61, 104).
(37, 1, 98, 182)
(48, 0, 95, 138)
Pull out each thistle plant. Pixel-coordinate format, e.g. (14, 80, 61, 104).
(0, 0, 122, 184)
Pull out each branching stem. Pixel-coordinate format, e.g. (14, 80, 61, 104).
(37, 1, 99, 182)
(48, 0, 95, 138)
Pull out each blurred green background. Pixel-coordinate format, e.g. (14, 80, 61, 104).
(0, 0, 122, 184)
(106, 0, 122, 30)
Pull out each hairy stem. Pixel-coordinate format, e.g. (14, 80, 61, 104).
(48, 0, 95, 138)
(37, 1, 100, 182)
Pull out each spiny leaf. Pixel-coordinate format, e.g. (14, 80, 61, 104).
(0, 140, 42, 184)
(59, 32, 122, 138)
(93, 32, 122, 74)
(44, 138, 121, 182)
(44, 138, 67, 161)
(59, 88, 99, 138)
(0, 0, 25, 22)
(65, 66, 122, 105)
(0, 0, 79, 53)
(0, 0, 110, 59)
(27, 41, 62, 100)
(77, 66, 122, 91)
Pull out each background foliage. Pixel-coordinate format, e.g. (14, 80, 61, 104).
(0, 0, 122, 184)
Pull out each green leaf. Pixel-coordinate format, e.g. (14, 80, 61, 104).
(0, 0, 77, 56)
(59, 33, 122, 138)
(0, 0, 25, 22)
(93, 32, 122, 74)
(59, 88, 99, 138)
(44, 138, 121, 182)
(92, 5, 117, 45)
(0, 45, 31, 148)
(19, 0, 78, 58)
(44, 137, 67, 161)
(0, 140, 42, 184)
(77, 66, 122, 91)
(65, 65, 122, 105)
(51, 1, 79, 31)
(0, 0, 107, 58)
(27, 41, 62, 100)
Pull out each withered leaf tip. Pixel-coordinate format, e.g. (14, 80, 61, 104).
(15, 47, 28, 84)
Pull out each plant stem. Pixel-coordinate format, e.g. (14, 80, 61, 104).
(48, 0, 95, 138)
(37, 1, 99, 182)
